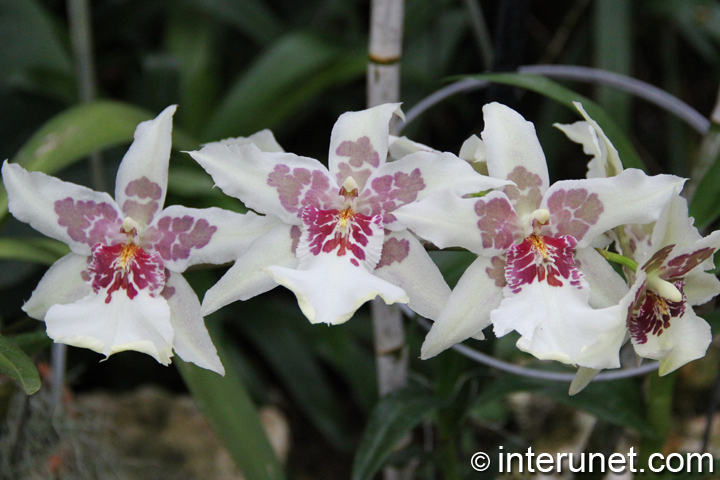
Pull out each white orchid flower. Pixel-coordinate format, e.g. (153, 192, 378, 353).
(394, 102, 684, 369)
(189, 103, 509, 325)
(2, 106, 278, 374)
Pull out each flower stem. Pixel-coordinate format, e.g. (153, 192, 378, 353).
(594, 247, 639, 272)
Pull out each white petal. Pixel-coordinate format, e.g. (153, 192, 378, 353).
(45, 289, 174, 364)
(632, 308, 711, 376)
(267, 253, 408, 325)
(542, 168, 685, 248)
(481, 102, 550, 211)
(491, 257, 630, 370)
(574, 247, 629, 308)
(201, 224, 299, 315)
(387, 135, 438, 160)
(360, 151, 510, 230)
(646, 190, 697, 260)
(22, 252, 92, 320)
(393, 190, 522, 257)
(164, 271, 224, 375)
(374, 230, 450, 320)
(190, 143, 338, 224)
(458, 134, 486, 163)
(115, 105, 176, 227)
(213, 129, 285, 152)
(683, 268, 720, 306)
(421, 255, 504, 359)
(2, 161, 123, 255)
(328, 103, 403, 190)
(569, 367, 601, 396)
(143, 206, 280, 272)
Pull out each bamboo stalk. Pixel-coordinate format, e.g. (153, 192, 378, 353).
(367, 1, 411, 479)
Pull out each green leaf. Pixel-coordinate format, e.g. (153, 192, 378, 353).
(0, 100, 199, 222)
(203, 32, 366, 141)
(471, 73, 646, 171)
(474, 374, 653, 436)
(689, 124, 720, 230)
(8, 331, 52, 356)
(352, 389, 439, 480)
(176, 323, 285, 480)
(0, 0, 72, 82)
(0, 237, 69, 265)
(0, 332, 41, 395)
(181, 0, 284, 46)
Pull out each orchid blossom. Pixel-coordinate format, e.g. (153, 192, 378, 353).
(558, 105, 720, 376)
(2, 106, 278, 374)
(189, 103, 509, 325)
(394, 102, 684, 369)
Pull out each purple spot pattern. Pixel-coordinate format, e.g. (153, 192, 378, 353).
(662, 247, 715, 279)
(144, 215, 218, 262)
(290, 225, 302, 254)
(358, 168, 425, 224)
(160, 271, 175, 300)
(545, 188, 604, 241)
(642, 245, 674, 273)
(54, 198, 122, 247)
(474, 196, 522, 251)
(505, 234, 582, 294)
(267, 165, 335, 218)
(503, 166, 543, 215)
(485, 256, 507, 288)
(376, 237, 410, 269)
(335, 136, 380, 190)
(628, 281, 686, 344)
(122, 177, 163, 224)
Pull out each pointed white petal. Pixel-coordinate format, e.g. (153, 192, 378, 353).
(267, 254, 408, 325)
(115, 105, 176, 227)
(393, 190, 522, 257)
(481, 103, 549, 216)
(360, 151, 510, 230)
(569, 367, 601, 395)
(421, 255, 504, 359)
(542, 168, 685, 248)
(163, 271, 224, 375)
(387, 135, 438, 161)
(2, 161, 123, 255)
(574, 247, 629, 308)
(683, 268, 720, 306)
(213, 129, 285, 152)
(45, 289, 174, 364)
(143, 206, 280, 272)
(202, 224, 299, 315)
(22, 253, 92, 320)
(329, 103, 403, 190)
(374, 230, 450, 320)
(190, 143, 338, 224)
(646, 190, 697, 260)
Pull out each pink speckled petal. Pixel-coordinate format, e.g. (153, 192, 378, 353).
(329, 103, 403, 190)
(3, 161, 123, 255)
(190, 143, 338, 224)
(421, 255, 504, 359)
(164, 271, 224, 375)
(393, 190, 522, 257)
(542, 168, 684, 248)
(359, 151, 510, 230)
(143, 206, 280, 272)
(202, 223, 299, 315)
(115, 105, 176, 227)
(481, 103, 549, 215)
(374, 230, 450, 321)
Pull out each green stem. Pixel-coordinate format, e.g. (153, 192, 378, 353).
(595, 248, 639, 272)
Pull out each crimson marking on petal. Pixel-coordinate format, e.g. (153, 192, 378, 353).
(302, 205, 379, 266)
(486, 256, 507, 288)
(505, 234, 582, 294)
(55, 197, 122, 246)
(290, 225, 302, 254)
(474, 197, 522, 250)
(87, 243, 165, 303)
(357, 168, 425, 224)
(268, 164, 334, 216)
(376, 237, 410, 269)
(628, 281, 686, 344)
(144, 215, 218, 262)
(663, 248, 715, 279)
(546, 188, 604, 240)
(503, 166, 543, 215)
(642, 245, 675, 273)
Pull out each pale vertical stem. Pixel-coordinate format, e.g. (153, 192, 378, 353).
(55, 0, 100, 411)
(368, 2, 410, 479)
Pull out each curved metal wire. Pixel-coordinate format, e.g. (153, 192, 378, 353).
(401, 64, 709, 135)
(397, 64, 713, 382)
